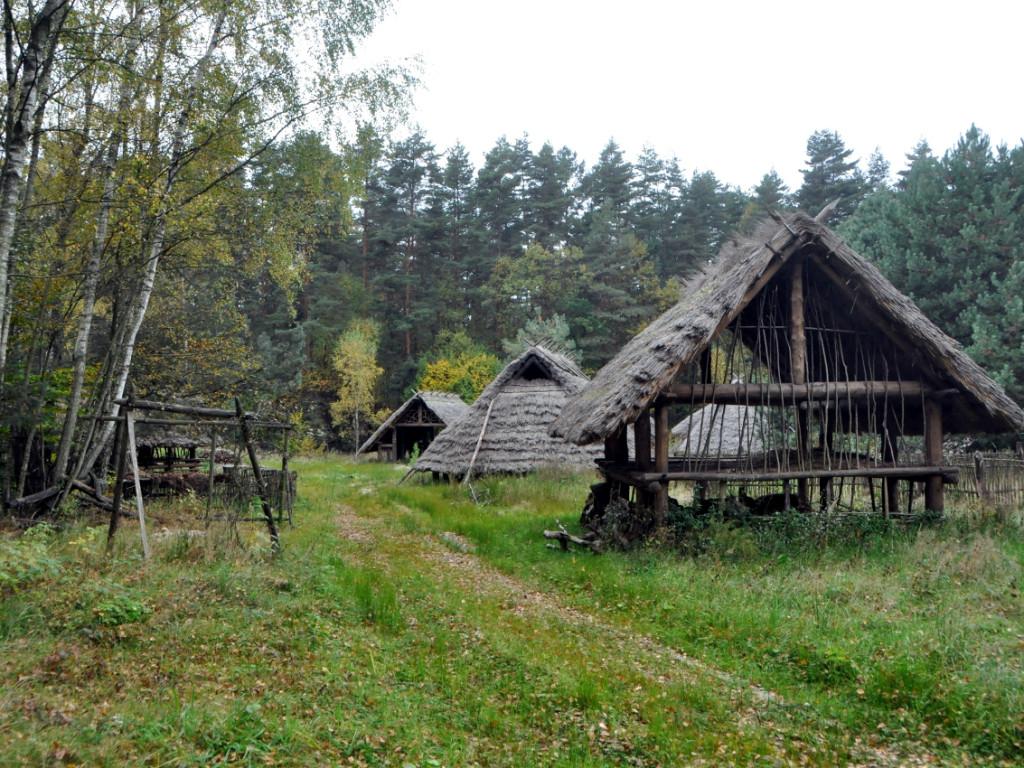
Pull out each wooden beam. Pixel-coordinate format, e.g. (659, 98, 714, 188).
(659, 381, 930, 406)
(634, 414, 652, 471)
(924, 399, 944, 512)
(114, 398, 253, 419)
(790, 261, 807, 387)
(653, 405, 670, 525)
(612, 465, 959, 484)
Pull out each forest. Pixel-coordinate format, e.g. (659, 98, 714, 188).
(1, 0, 1023, 505)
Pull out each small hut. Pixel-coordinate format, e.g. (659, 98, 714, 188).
(413, 345, 602, 479)
(551, 209, 1024, 520)
(357, 391, 469, 462)
(672, 404, 766, 458)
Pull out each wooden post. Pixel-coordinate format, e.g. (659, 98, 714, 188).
(653, 404, 670, 526)
(789, 260, 810, 507)
(700, 346, 714, 384)
(206, 427, 217, 523)
(923, 399, 944, 512)
(105, 406, 129, 555)
(124, 409, 151, 561)
(280, 428, 292, 527)
(634, 413, 652, 509)
(634, 414, 652, 470)
(881, 425, 899, 516)
(973, 450, 989, 504)
(236, 397, 280, 554)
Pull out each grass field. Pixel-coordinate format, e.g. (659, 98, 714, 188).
(2, 457, 1023, 766)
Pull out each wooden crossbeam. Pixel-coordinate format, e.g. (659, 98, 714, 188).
(658, 381, 931, 406)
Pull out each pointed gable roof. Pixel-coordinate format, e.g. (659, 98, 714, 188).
(356, 391, 469, 456)
(413, 345, 601, 476)
(552, 212, 1024, 445)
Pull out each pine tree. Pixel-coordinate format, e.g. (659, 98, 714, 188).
(795, 130, 869, 221)
(522, 142, 579, 250)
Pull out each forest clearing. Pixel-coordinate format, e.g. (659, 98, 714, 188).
(2, 458, 1022, 766)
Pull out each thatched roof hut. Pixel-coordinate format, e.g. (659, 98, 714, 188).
(551, 209, 1024, 516)
(413, 345, 601, 478)
(357, 391, 469, 461)
(672, 404, 766, 457)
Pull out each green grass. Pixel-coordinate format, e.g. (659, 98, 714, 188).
(1, 458, 1022, 766)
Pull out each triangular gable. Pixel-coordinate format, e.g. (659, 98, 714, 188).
(552, 212, 1024, 445)
(356, 391, 468, 456)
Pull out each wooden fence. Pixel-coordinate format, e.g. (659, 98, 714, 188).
(947, 451, 1024, 506)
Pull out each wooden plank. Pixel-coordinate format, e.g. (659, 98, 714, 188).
(659, 381, 929, 406)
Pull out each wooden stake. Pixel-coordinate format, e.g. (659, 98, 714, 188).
(105, 407, 128, 555)
(236, 397, 280, 553)
(463, 397, 496, 485)
(124, 410, 151, 561)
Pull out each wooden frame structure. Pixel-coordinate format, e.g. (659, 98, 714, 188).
(356, 391, 468, 462)
(552, 210, 1024, 521)
(104, 395, 293, 557)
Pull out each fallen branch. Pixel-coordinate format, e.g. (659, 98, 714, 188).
(543, 519, 604, 553)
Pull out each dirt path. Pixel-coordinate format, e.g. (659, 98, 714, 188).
(334, 503, 933, 767)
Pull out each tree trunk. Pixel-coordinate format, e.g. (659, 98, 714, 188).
(0, 0, 71, 381)
(53, 13, 141, 485)
(74, 11, 227, 479)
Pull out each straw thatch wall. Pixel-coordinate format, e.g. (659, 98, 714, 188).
(413, 346, 601, 477)
(552, 212, 1024, 446)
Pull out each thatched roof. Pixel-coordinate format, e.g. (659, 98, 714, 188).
(413, 345, 601, 476)
(672, 404, 766, 457)
(552, 211, 1024, 444)
(356, 391, 469, 456)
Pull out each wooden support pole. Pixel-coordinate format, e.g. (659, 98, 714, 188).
(281, 429, 292, 527)
(634, 414, 653, 509)
(124, 409, 151, 561)
(790, 260, 810, 507)
(924, 399, 944, 512)
(700, 346, 714, 384)
(974, 451, 989, 504)
(206, 427, 217, 523)
(236, 397, 280, 554)
(882, 427, 899, 516)
(634, 414, 652, 470)
(653, 404, 670, 526)
(105, 406, 129, 555)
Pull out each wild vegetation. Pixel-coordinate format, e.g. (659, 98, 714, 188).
(2, 3, 1022, 502)
(2, 459, 1022, 766)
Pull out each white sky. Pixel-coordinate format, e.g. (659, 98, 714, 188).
(351, 0, 1023, 191)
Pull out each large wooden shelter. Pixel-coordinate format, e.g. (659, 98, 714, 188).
(356, 391, 469, 461)
(551, 209, 1024, 519)
(413, 345, 602, 478)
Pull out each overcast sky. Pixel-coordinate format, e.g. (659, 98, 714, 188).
(350, 0, 1023, 191)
